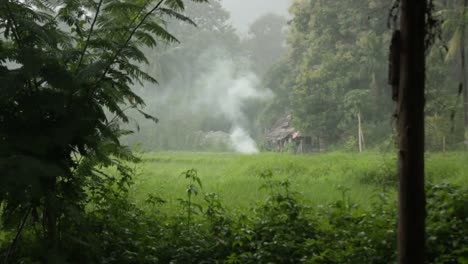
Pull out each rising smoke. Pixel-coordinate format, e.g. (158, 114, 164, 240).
(192, 59, 273, 154)
(229, 127, 260, 154)
(124, 50, 273, 154)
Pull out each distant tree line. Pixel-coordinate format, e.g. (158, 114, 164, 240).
(261, 0, 467, 152)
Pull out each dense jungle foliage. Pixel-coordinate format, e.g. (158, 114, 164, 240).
(0, 0, 207, 262)
(120, 0, 468, 152)
(1, 153, 468, 263)
(0, 0, 467, 263)
(262, 0, 467, 151)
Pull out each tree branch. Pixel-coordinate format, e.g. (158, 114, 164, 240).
(75, 0, 104, 74)
(4, 0, 23, 48)
(92, 0, 165, 94)
(4, 208, 31, 263)
(105, 105, 136, 128)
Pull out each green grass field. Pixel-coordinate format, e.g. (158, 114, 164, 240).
(129, 152, 468, 211)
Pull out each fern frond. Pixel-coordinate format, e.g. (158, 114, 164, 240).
(140, 20, 179, 43)
(103, 1, 146, 15)
(158, 8, 196, 26)
(76, 60, 109, 81)
(118, 62, 158, 84)
(163, 0, 185, 12)
(118, 44, 149, 64)
(134, 31, 158, 47)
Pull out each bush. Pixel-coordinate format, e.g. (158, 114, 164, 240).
(358, 156, 397, 188)
(2, 170, 466, 263)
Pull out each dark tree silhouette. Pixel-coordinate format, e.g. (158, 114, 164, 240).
(397, 0, 427, 263)
(463, 0, 468, 144)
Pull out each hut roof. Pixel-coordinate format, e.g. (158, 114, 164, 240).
(265, 115, 297, 141)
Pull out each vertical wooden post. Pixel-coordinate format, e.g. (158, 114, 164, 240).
(361, 125, 365, 151)
(398, 0, 427, 263)
(442, 136, 446, 153)
(357, 111, 365, 152)
(358, 111, 363, 153)
(317, 135, 321, 152)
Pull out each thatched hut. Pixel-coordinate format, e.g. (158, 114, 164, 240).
(265, 115, 313, 153)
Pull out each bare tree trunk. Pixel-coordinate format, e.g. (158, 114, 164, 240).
(398, 0, 427, 263)
(462, 0, 468, 147)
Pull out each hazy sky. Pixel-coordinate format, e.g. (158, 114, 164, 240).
(220, 0, 291, 35)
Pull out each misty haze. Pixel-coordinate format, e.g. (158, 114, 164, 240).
(0, 0, 467, 263)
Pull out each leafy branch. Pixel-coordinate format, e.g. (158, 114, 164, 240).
(75, 0, 104, 73)
(4, 208, 31, 263)
(3, 0, 22, 48)
(94, 0, 166, 92)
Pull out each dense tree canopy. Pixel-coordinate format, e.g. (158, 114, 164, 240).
(243, 13, 287, 75)
(0, 0, 205, 261)
(260, 0, 466, 151)
(259, 0, 393, 148)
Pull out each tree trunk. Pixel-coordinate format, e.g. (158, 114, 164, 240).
(462, 0, 468, 147)
(398, 0, 427, 263)
(45, 178, 58, 261)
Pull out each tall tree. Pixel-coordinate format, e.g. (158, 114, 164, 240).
(397, 0, 427, 262)
(462, 0, 468, 142)
(442, 0, 468, 146)
(0, 0, 205, 260)
(244, 13, 287, 75)
(283, 0, 392, 148)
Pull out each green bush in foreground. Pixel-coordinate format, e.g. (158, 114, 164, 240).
(1, 169, 466, 263)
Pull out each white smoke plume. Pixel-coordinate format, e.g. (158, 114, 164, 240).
(229, 127, 259, 154)
(123, 50, 274, 153)
(193, 59, 273, 154)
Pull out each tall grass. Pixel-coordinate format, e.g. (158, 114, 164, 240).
(129, 151, 467, 212)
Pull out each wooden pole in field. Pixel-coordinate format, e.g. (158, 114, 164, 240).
(357, 111, 364, 153)
(442, 136, 446, 153)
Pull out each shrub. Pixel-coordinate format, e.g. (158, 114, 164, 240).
(2, 169, 466, 263)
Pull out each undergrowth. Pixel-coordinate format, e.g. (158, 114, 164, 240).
(1, 165, 466, 263)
